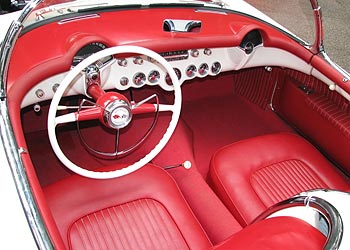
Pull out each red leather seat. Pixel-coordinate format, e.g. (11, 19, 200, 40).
(209, 132, 349, 226)
(44, 164, 212, 250)
(44, 162, 326, 249)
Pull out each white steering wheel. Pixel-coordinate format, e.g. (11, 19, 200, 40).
(47, 45, 181, 179)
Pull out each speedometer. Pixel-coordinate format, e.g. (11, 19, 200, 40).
(72, 42, 113, 67)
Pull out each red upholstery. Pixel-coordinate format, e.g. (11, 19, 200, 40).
(209, 133, 349, 226)
(44, 164, 212, 250)
(213, 216, 326, 250)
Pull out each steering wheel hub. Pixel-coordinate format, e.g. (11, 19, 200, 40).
(104, 99, 132, 129)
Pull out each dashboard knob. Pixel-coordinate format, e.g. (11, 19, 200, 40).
(52, 83, 60, 93)
(133, 57, 144, 65)
(35, 89, 45, 99)
(120, 77, 129, 86)
(190, 49, 199, 58)
(204, 48, 212, 56)
(118, 59, 128, 67)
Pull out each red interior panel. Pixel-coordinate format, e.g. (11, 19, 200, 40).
(273, 69, 350, 173)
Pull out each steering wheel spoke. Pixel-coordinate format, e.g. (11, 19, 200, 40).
(132, 103, 174, 114)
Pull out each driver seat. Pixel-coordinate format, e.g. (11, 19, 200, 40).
(43, 164, 212, 250)
(44, 163, 326, 249)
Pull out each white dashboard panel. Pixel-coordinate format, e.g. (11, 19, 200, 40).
(21, 46, 314, 108)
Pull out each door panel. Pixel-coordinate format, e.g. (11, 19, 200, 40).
(273, 69, 350, 174)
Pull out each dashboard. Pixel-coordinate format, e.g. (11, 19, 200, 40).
(9, 7, 318, 109)
(21, 39, 314, 108)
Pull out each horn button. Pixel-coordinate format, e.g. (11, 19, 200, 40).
(104, 99, 132, 129)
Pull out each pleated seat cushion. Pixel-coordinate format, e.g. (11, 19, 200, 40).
(44, 164, 212, 250)
(209, 133, 349, 226)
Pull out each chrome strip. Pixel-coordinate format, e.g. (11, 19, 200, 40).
(318, 51, 350, 83)
(0, 0, 53, 249)
(253, 195, 343, 250)
(309, 0, 324, 54)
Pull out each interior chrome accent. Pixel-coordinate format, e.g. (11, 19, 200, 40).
(309, 0, 324, 54)
(163, 19, 202, 32)
(254, 194, 343, 250)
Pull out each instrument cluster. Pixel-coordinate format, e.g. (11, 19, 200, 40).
(110, 48, 227, 92)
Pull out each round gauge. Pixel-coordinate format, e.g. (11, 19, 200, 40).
(186, 65, 197, 77)
(198, 63, 209, 76)
(133, 72, 146, 86)
(165, 68, 181, 85)
(211, 62, 222, 75)
(72, 42, 113, 67)
(148, 70, 160, 83)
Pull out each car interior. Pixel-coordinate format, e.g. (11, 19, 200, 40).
(5, 2, 350, 249)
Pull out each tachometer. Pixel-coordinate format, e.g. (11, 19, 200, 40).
(72, 42, 113, 67)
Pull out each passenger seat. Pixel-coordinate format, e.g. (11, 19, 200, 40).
(209, 132, 349, 226)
